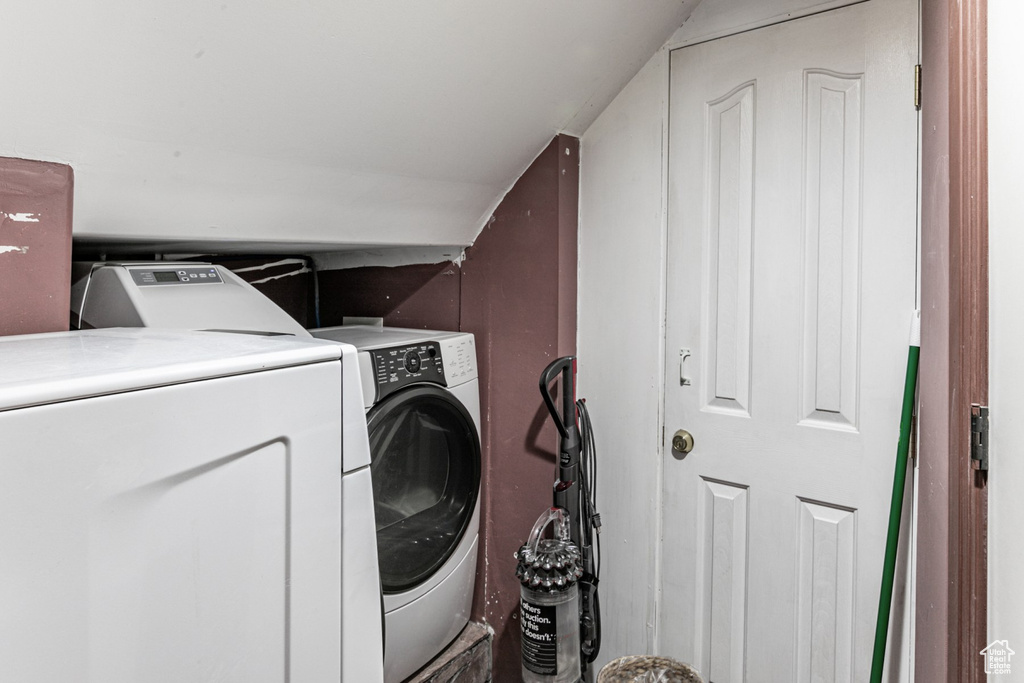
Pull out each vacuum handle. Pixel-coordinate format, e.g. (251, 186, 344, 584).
(525, 507, 572, 554)
(539, 356, 575, 439)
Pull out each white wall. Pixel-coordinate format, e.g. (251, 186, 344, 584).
(988, 0, 1024, 655)
(577, 50, 669, 671)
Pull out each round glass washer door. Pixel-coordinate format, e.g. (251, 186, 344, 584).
(367, 384, 481, 593)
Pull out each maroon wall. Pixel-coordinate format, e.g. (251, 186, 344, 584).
(461, 135, 578, 679)
(316, 135, 579, 680)
(0, 158, 74, 336)
(318, 262, 461, 331)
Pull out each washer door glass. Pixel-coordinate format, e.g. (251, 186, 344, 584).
(367, 384, 481, 593)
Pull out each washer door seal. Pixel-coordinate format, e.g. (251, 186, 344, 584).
(366, 384, 481, 593)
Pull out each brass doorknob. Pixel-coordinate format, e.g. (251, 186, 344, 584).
(672, 429, 694, 454)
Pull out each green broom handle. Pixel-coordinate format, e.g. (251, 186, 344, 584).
(870, 311, 921, 683)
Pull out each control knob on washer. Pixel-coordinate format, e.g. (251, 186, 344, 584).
(404, 351, 421, 373)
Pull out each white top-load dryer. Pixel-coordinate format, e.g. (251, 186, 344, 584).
(67, 262, 384, 682)
(0, 328, 382, 682)
(311, 325, 481, 683)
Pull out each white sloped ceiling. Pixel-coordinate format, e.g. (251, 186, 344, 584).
(2, 1, 699, 252)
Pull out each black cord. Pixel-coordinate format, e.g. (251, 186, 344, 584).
(577, 398, 601, 579)
(576, 398, 602, 664)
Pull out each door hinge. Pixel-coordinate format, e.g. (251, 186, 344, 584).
(914, 64, 922, 110)
(970, 404, 989, 471)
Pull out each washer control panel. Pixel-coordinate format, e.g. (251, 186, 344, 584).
(129, 266, 224, 286)
(371, 341, 447, 402)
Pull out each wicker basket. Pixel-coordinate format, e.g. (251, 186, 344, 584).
(596, 655, 704, 683)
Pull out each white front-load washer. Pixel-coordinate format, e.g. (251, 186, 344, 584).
(311, 325, 481, 683)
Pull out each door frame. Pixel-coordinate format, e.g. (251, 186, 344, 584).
(918, 0, 988, 681)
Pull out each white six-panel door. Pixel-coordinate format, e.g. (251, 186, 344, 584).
(660, 2, 918, 681)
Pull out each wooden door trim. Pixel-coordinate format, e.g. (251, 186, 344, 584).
(918, 0, 988, 680)
(949, 0, 988, 678)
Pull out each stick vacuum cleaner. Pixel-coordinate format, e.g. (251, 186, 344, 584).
(516, 357, 602, 682)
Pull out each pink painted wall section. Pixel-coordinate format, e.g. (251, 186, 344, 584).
(318, 262, 461, 331)
(0, 158, 73, 336)
(460, 134, 579, 680)
(557, 138, 579, 355)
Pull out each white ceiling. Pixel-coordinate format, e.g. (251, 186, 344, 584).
(3, 1, 699, 253)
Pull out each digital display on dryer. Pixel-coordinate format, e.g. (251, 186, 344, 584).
(130, 266, 223, 286)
